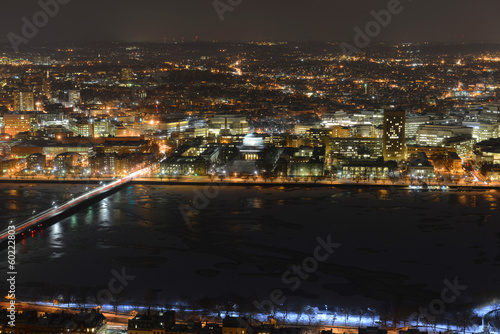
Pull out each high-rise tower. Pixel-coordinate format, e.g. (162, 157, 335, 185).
(383, 110, 406, 161)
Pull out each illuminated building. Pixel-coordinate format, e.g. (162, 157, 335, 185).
(117, 126, 142, 137)
(225, 133, 267, 174)
(352, 110, 384, 125)
(66, 89, 81, 107)
(408, 152, 435, 179)
(306, 129, 332, 142)
(406, 145, 456, 159)
(37, 113, 68, 126)
(294, 124, 317, 135)
(443, 135, 476, 159)
(322, 110, 384, 129)
(161, 156, 207, 176)
(53, 152, 81, 173)
(90, 152, 148, 176)
(341, 160, 391, 179)
(405, 115, 430, 141)
(477, 148, 500, 165)
(462, 122, 499, 143)
(449, 152, 464, 173)
(485, 166, 500, 181)
(480, 105, 500, 123)
(163, 121, 189, 133)
(242, 132, 265, 148)
(383, 110, 406, 161)
(72, 120, 94, 137)
(42, 76, 52, 99)
(475, 138, 500, 165)
(353, 125, 376, 138)
(332, 125, 351, 138)
(94, 119, 117, 137)
(321, 111, 350, 127)
(122, 68, 134, 81)
(416, 125, 472, 147)
(287, 146, 325, 177)
(94, 140, 149, 155)
(326, 137, 383, 162)
(90, 153, 117, 175)
(208, 115, 249, 136)
(116, 153, 148, 174)
(27, 153, 46, 171)
(41, 142, 92, 159)
(3, 113, 33, 136)
(13, 91, 34, 111)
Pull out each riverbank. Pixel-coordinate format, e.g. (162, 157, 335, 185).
(1, 176, 499, 190)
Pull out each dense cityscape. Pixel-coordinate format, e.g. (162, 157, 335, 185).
(1, 1, 500, 334)
(1, 41, 499, 334)
(1, 43, 500, 184)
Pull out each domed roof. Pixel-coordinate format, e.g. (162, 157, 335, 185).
(242, 133, 264, 147)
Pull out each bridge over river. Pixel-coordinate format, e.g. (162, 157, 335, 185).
(0, 167, 151, 245)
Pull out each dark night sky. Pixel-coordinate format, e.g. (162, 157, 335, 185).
(0, 0, 498, 44)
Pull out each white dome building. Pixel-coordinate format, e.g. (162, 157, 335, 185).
(241, 133, 265, 148)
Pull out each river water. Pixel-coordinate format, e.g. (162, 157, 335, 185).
(1, 183, 499, 308)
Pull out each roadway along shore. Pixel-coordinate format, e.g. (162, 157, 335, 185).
(0, 175, 499, 189)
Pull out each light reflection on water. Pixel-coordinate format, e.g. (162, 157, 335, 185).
(7, 189, 20, 196)
(377, 189, 390, 200)
(244, 197, 264, 209)
(7, 201, 20, 211)
(5, 186, 499, 243)
(70, 215, 77, 229)
(85, 206, 94, 225)
(99, 197, 111, 223)
(49, 223, 64, 249)
(5, 186, 500, 246)
(3, 185, 500, 306)
(334, 188, 500, 209)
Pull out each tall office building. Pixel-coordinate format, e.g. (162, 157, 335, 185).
(13, 91, 35, 111)
(383, 110, 406, 161)
(42, 70, 52, 99)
